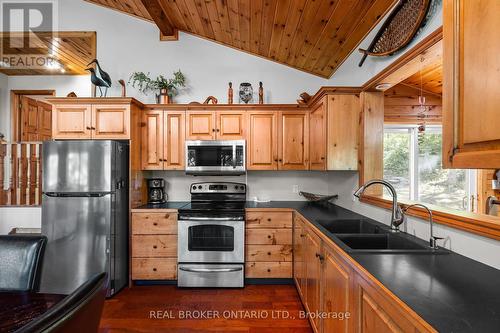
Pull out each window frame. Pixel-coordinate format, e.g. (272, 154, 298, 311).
(383, 124, 477, 212)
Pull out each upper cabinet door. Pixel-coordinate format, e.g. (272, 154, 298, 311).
(141, 110, 164, 170)
(37, 101, 53, 141)
(92, 104, 130, 139)
(279, 111, 309, 170)
(216, 111, 246, 140)
(164, 111, 185, 170)
(309, 101, 327, 170)
(186, 111, 216, 140)
(247, 111, 278, 170)
(443, 0, 500, 168)
(327, 95, 360, 170)
(52, 104, 92, 139)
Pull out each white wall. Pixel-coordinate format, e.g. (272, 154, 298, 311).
(327, 172, 500, 270)
(146, 170, 332, 201)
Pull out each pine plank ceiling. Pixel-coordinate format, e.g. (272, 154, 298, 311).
(402, 61, 443, 95)
(0, 32, 96, 75)
(84, 0, 398, 78)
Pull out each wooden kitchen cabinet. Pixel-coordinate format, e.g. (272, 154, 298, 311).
(327, 95, 360, 170)
(308, 94, 360, 171)
(141, 110, 185, 170)
(92, 104, 130, 139)
(443, 0, 500, 168)
(52, 104, 92, 139)
(293, 214, 307, 301)
(186, 111, 215, 140)
(51, 99, 136, 140)
(247, 111, 278, 170)
(303, 225, 322, 333)
(131, 211, 178, 280)
(216, 111, 246, 139)
(279, 111, 309, 170)
(245, 210, 293, 278)
(309, 101, 327, 170)
(186, 111, 245, 140)
(322, 244, 354, 333)
(141, 110, 163, 170)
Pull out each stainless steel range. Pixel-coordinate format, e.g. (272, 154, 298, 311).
(177, 182, 246, 287)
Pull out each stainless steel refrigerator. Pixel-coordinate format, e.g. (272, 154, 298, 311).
(40, 140, 128, 297)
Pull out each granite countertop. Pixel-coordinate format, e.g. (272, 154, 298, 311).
(134, 200, 500, 332)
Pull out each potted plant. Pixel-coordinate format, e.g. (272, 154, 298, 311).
(129, 70, 186, 104)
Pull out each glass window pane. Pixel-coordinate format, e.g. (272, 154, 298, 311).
(417, 132, 466, 210)
(383, 130, 411, 200)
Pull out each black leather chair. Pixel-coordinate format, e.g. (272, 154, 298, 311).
(0, 235, 47, 292)
(17, 272, 108, 333)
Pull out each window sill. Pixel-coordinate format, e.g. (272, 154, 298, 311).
(360, 195, 500, 240)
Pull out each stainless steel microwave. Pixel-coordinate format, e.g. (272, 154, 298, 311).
(185, 140, 246, 175)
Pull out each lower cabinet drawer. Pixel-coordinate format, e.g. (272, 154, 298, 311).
(132, 235, 177, 257)
(246, 244, 292, 262)
(245, 261, 292, 278)
(132, 258, 177, 280)
(246, 211, 293, 229)
(132, 212, 177, 235)
(246, 228, 292, 245)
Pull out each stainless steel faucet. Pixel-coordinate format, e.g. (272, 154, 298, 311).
(403, 203, 443, 249)
(353, 179, 405, 232)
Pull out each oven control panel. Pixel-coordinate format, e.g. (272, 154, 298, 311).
(190, 182, 246, 194)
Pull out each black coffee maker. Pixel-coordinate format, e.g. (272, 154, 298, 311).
(147, 178, 167, 204)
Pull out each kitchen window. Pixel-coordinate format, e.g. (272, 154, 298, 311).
(383, 125, 477, 212)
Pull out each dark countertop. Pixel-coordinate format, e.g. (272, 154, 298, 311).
(134, 200, 500, 332)
(246, 201, 500, 333)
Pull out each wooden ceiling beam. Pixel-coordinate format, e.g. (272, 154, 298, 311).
(140, 0, 177, 39)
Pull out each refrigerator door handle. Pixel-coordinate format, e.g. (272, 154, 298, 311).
(44, 192, 112, 197)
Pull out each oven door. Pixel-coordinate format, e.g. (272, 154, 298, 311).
(185, 140, 245, 175)
(178, 218, 244, 263)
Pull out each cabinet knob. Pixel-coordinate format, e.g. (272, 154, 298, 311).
(267, 218, 271, 222)
(321, 157, 325, 160)
(267, 269, 271, 273)
(153, 222, 158, 226)
(274, 159, 278, 162)
(216, 129, 220, 132)
(279, 159, 282, 162)
(300, 234, 305, 238)
(86, 126, 91, 130)
(165, 214, 170, 218)
(267, 235, 272, 239)
(212, 128, 215, 132)
(267, 252, 271, 256)
(153, 268, 157, 272)
(153, 245, 157, 249)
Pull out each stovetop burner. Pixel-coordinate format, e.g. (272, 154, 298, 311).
(180, 182, 247, 217)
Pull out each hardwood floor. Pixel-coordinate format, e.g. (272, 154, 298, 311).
(99, 285, 312, 332)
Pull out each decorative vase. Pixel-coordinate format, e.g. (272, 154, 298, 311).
(239, 82, 253, 104)
(157, 88, 171, 104)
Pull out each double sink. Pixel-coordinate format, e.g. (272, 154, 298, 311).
(317, 218, 449, 254)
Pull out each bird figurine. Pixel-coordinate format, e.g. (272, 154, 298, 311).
(86, 59, 111, 97)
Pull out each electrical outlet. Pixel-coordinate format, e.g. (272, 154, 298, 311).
(293, 185, 299, 194)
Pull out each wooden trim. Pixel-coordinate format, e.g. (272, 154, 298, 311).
(143, 103, 308, 111)
(360, 195, 500, 240)
(140, 0, 176, 37)
(307, 87, 363, 108)
(362, 27, 443, 91)
(46, 97, 144, 107)
(160, 30, 179, 41)
(10, 90, 55, 142)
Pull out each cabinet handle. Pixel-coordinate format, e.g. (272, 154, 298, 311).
(86, 126, 91, 130)
(300, 234, 306, 238)
(247, 218, 260, 222)
(321, 157, 325, 160)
